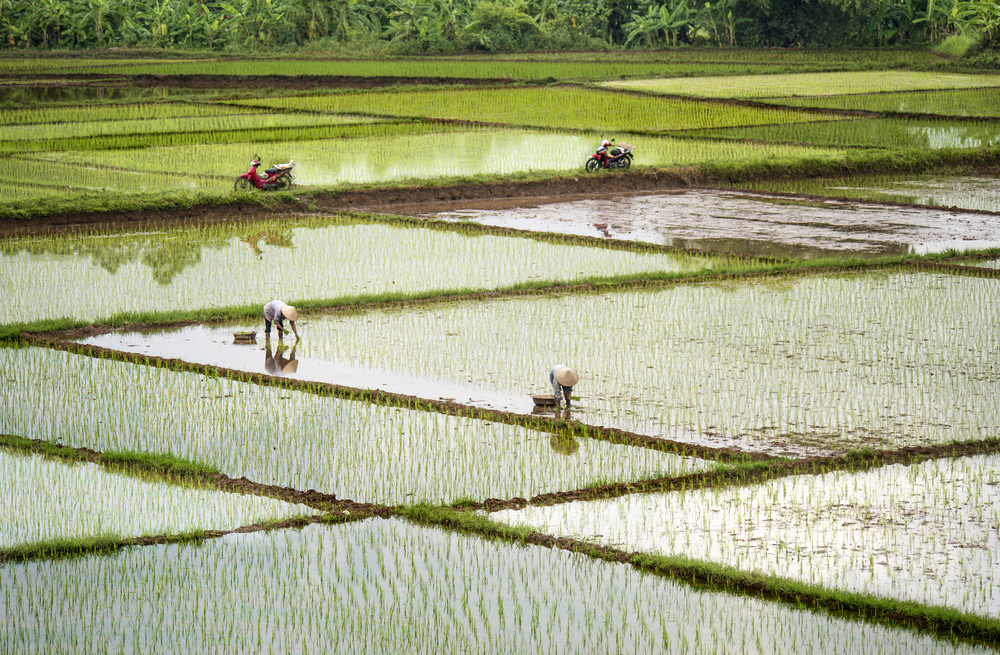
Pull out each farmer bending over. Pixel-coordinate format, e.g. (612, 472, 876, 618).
(550, 365, 579, 407)
(263, 299, 299, 340)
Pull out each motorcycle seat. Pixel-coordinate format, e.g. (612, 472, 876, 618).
(610, 148, 622, 157)
(266, 161, 294, 174)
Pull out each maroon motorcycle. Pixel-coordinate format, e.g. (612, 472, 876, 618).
(235, 155, 294, 191)
(585, 139, 635, 172)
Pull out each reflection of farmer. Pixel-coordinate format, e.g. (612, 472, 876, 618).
(549, 365, 579, 407)
(263, 299, 299, 340)
(264, 339, 298, 376)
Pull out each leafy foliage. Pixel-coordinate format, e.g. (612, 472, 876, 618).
(2, 0, 998, 50)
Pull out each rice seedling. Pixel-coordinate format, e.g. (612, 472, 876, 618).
(0, 346, 711, 504)
(763, 88, 1000, 119)
(600, 71, 1000, 99)
(0, 446, 319, 550)
(0, 517, 991, 653)
(2, 112, 376, 143)
(0, 102, 243, 127)
(235, 86, 831, 133)
(0, 218, 733, 325)
(82, 270, 999, 458)
(19, 127, 842, 193)
(689, 118, 1000, 150)
(491, 453, 1000, 618)
(6, 155, 224, 195)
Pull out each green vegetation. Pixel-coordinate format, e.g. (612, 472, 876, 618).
(601, 71, 1000, 98)
(690, 118, 1000, 150)
(238, 86, 831, 132)
(765, 87, 1000, 117)
(1, 0, 998, 51)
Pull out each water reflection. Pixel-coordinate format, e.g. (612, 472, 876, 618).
(264, 339, 298, 376)
(240, 229, 294, 259)
(0, 221, 298, 285)
(549, 426, 580, 457)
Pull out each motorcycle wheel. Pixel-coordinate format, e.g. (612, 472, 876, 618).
(585, 158, 600, 173)
(275, 175, 292, 190)
(620, 156, 631, 171)
(234, 177, 251, 191)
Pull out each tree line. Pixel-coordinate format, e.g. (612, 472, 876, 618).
(2, 0, 998, 53)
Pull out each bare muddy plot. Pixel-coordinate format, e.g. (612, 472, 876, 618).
(0, 347, 711, 504)
(492, 454, 1000, 618)
(1, 517, 990, 655)
(419, 189, 1000, 257)
(80, 270, 1000, 458)
(0, 446, 319, 550)
(0, 219, 731, 325)
(737, 175, 1000, 214)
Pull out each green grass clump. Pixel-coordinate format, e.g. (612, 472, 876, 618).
(934, 35, 977, 58)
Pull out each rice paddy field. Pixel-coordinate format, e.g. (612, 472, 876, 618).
(3, 49, 1000, 652)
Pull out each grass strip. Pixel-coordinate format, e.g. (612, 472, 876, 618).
(0, 433, 393, 516)
(16, 333, 759, 465)
(4, 254, 992, 340)
(0, 433, 217, 477)
(0, 512, 374, 563)
(461, 437, 1000, 513)
(398, 503, 1000, 647)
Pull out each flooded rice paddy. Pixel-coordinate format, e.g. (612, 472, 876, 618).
(422, 188, 1000, 256)
(1, 517, 993, 655)
(737, 175, 1000, 214)
(0, 347, 711, 504)
(0, 219, 730, 324)
(17, 129, 838, 198)
(492, 454, 1000, 618)
(79, 270, 1000, 458)
(0, 447, 319, 549)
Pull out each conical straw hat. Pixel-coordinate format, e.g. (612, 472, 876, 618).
(555, 367, 579, 387)
(281, 305, 299, 321)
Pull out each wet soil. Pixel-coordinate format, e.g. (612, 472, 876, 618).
(6, 168, 1000, 252)
(0, 169, 709, 238)
(418, 187, 1000, 257)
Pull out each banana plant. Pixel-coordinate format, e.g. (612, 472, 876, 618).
(656, 0, 693, 47)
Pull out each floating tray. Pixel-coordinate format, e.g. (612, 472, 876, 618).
(531, 393, 557, 406)
(233, 331, 257, 344)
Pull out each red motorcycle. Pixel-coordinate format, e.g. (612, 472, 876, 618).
(585, 139, 635, 172)
(235, 156, 294, 191)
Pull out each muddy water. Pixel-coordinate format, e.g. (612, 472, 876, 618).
(78, 325, 541, 415)
(738, 175, 1000, 214)
(420, 189, 1000, 257)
